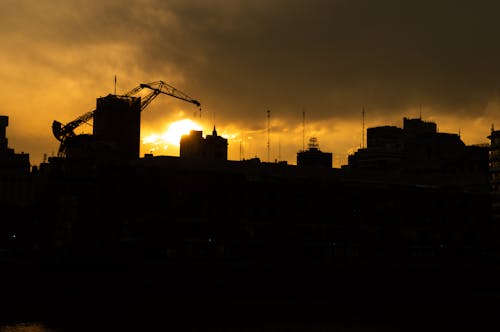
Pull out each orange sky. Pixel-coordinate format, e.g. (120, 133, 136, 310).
(1, 1, 499, 167)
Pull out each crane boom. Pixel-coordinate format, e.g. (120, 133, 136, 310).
(135, 81, 201, 109)
(52, 81, 201, 154)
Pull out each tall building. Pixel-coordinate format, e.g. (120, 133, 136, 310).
(0, 115, 8, 152)
(0, 115, 31, 207)
(93, 94, 142, 160)
(0, 115, 30, 175)
(488, 128, 500, 221)
(180, 127, 228, 161)
(297, 137, 332, 168)
(488, 128, 500, 192)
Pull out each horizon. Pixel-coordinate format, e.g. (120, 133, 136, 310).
(1, 0, 499, 166)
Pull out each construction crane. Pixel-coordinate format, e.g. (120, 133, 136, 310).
(52, 81, 201, 156)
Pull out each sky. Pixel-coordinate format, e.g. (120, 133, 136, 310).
(1, 0, 500, 166)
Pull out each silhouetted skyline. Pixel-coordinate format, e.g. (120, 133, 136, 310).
(0, 91, 499, 329)
(1, 1, 499, 166)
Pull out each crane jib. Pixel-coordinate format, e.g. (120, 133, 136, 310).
(52, 81, 201, 156)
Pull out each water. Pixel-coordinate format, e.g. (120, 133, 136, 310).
(0, 324, 53, 332)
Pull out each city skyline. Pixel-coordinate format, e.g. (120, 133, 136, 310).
(1, 0, 499, 165)
(2, 2, 500, 325)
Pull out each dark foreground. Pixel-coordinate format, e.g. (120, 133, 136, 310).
(2, 260, 500, 331)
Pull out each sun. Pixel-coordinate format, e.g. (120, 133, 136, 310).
(162, 119, 202, 146)
(143, 119, 202, 153)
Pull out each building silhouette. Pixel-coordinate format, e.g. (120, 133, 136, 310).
(57, 95, 143, 176)
(0, 115, 32, 244)
(0, 116, 30, 175)
(93, 94, 141, 160)
(180, 127, 228, 161)
(347, 117, 489, 191)
(489, 128, 500, 190)
(297, 137, 332, 168)
(488, 128, 500, 221)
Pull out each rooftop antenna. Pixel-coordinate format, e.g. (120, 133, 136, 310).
(309, 137, 319, 149)
(419, 104, 422, 119)
(278, 136, 281, 162)
(239, 140, 243, 161)
(114, 75, 117, 95)
(267, 109, 271, 162)
(362, 108, 365, 149)
(302, 109, 305, 151)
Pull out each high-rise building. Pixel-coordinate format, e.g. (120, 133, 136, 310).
(93, 94, 141, 160)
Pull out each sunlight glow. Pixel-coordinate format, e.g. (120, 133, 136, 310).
(142, 119, 202, 151)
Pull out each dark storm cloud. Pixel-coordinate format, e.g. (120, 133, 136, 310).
(144, 1, 500, 116)
(6, 0, 500, 121)
(136, 0, 500, 123)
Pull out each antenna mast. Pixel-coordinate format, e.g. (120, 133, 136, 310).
(302, 109, 305, 151)
(239, 140, 243, 161)
(362, 108, 365, 148)
(278, 136, 281, 162)
(267, 110, 271, 162)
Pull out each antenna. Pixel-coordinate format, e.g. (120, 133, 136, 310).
(239, 140, 242, 161)
(362, 108, 365, 149)
(302, 109, 305, 151)
(278, 136, 281, 162)
(267, 110, 271, 162)
(419, 104, 422, 119)
(114, 75, 117, 95)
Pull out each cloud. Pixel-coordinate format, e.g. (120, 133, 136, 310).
(1, 0, 499, 164)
